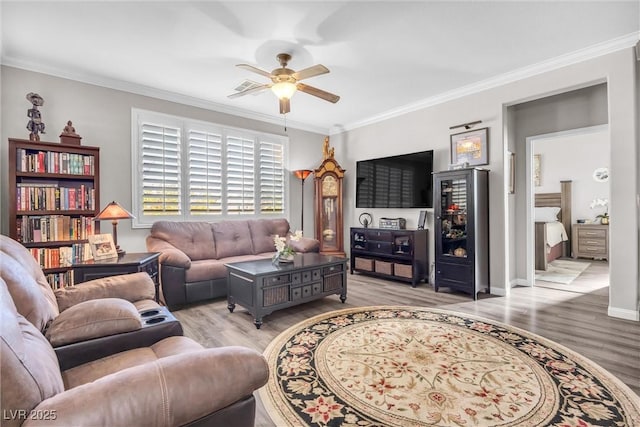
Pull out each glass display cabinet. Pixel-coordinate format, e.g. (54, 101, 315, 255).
(434, 168, 489, 299)
(314, 138, 346, 257)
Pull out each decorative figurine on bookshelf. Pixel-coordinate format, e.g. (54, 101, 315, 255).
(26, 92, 46, 141)
(60, 120, 82, 145)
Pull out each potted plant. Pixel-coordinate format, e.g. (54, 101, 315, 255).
(590, 198, 609, 224)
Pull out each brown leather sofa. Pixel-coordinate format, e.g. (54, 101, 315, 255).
(0, 277, 269, 427)
(146, 218, 319, 309)
(0, 234, 182, 370)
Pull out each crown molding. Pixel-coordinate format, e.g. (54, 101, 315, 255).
(331, 31, 640, 135)
(0, 58, 329, 135)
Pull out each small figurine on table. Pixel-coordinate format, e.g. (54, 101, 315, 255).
(26, 92, 46, 141)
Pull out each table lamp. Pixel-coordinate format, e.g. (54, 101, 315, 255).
(293, 169, 313, 231)
(95, 201, 134, 255)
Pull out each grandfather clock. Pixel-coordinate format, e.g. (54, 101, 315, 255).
(314, 137, 346, 257)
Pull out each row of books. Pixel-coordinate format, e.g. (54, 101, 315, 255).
(18, 215, 95, 243)
(44, 271, 76, 289)
(29, 243, 92, 270)
(16, 184, 96, 211)
(16, 148, 95, 175)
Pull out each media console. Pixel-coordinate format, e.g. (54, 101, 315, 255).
(350, 227, 428, 287)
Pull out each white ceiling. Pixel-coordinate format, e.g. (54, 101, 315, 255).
(2, 1, 639, 134)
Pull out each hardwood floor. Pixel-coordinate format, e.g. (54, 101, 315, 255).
(535, 258, 609, 293)
(174, 272, 640, 427)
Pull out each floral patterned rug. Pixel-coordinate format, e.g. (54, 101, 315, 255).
(259, 306, 640, 426)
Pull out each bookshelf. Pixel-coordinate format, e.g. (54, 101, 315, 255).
(8, 138, 100, 288)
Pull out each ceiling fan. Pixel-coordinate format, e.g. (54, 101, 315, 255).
(228, 53, 340, 114)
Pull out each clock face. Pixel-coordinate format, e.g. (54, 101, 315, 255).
(593, 167, 609, 182)
(322, 175, 338, 196)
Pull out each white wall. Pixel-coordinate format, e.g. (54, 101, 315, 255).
(534, 129, 610, 223)
(333, 47, 638, 320)
(0, 66, 326, 252)
(1, 49, 637, 320)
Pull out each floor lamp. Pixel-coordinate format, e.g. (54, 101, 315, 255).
(95, 201, 135, 255)
(293, 169, 313, 231)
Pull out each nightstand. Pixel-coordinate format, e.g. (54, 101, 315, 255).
(73, 252, 160, 302)
(572, 224, 608, 261)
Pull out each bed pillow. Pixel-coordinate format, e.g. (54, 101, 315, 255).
(535, 207, 561, 222)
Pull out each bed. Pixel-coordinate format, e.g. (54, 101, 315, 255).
(534, 180, 572, 271)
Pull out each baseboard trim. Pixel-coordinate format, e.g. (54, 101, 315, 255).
(490, 287, 507, 297)
(511, 278, 530, 287)
(607, 306, 640, 321)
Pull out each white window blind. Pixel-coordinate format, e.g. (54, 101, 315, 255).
(140, 123, 181, 216)
(226, 135, 255, 214)
(132, 109, 288, 227)
(188, 129, 223, 215)
(259, 140, 285, 213)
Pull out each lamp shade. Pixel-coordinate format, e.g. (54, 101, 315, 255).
(293, 169, 313, 180)
(271, 82, 297, 100)
(95, 201, 134, 220)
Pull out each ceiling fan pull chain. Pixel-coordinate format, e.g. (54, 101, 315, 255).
(284, 114, 287, 132)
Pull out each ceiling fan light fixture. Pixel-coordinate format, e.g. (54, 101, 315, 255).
(271, 81, 297, 100)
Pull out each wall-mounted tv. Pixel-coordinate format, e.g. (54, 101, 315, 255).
(356, 150, 434, 208)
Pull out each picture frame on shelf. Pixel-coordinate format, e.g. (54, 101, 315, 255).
(88, 234, 118, 260)
(417, 210, 427, 229)
(450, 127, 488, 166)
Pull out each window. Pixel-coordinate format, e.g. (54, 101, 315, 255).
(132, 110, 288, 227)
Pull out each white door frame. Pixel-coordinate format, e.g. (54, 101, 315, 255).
(524, 124, 609, 286)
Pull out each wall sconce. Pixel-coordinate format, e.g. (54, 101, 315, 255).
(94, 201, 134, 255)
(293, 169, 313, 231)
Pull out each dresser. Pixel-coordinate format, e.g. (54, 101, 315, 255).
(572, 224, 608, 261)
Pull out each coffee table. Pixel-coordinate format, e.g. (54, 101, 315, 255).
(226, 253, 348, 329)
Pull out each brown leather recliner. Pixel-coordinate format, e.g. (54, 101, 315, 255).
(0, 234, 183, 369)
(0, 277, 269, 427)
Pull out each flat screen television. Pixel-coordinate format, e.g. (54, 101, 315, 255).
(356, 150, 434, 208)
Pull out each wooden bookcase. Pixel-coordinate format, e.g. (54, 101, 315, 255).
(8, 138, 100, 288)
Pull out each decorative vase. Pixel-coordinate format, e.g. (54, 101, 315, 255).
(601, 217, 609, 225)
(278, 253, 295, 263)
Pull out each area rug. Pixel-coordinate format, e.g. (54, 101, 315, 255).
(535, 259, 591, 284)
(260, 306, 640, 426)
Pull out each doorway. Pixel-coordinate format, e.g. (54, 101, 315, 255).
(525, 125, 610, 294)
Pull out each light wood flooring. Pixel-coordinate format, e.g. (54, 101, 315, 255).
(174, 270, 639, 427)
(535, 258, 609, 294)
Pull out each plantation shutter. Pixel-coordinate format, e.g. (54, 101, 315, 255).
(259, 140, 285, 213)
(226, 135, 255, 214)
(188, 129, 223, 215)
(140, 123, 181, 215)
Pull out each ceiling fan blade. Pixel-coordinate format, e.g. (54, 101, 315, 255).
(279, 98, 291, 114)
(292, 64, 329, 81)
(236, 63, 273, 78)
(296, 83, 340, 103)
(227, 83, 271, 99)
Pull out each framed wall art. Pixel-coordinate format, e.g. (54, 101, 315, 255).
(88, 233, 118, 260)
(450, 127, 489, 166)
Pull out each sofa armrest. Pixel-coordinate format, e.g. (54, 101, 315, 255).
(45, 298, 141, 347)
(146, 236, 192, 268)
(55, 272, 155, 312)
(25, 346, 269, 427)
(289, 236, 320, 253)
